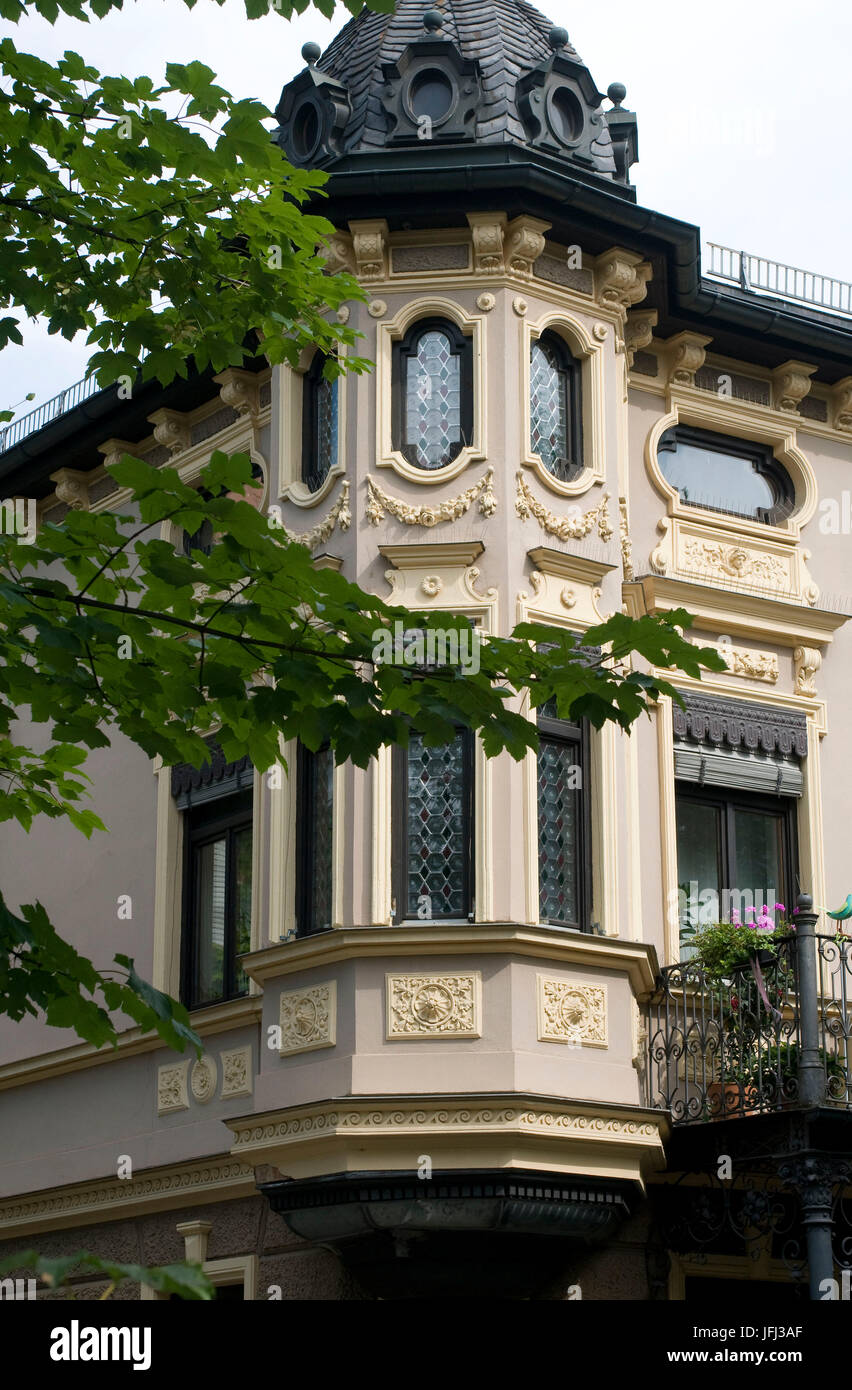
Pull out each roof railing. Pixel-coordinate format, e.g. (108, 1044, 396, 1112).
(0, 371, 104, 455)
(705, 242, 852, 319)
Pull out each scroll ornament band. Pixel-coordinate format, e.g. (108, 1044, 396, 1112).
(366, 469, 497, 527)
(515, 472, 612, 543)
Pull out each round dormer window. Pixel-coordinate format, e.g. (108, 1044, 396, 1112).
(407, 68, 455, 124)
(548, 86, 584, 146)
(291, 98, 322, 160)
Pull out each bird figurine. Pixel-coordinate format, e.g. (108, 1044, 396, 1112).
(827, 894, 852, 921)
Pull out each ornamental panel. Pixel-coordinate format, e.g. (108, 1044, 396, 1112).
(279, 980, 337, 1056)
(386, 972, 482, 1039)
(537, 977, 608, 1048)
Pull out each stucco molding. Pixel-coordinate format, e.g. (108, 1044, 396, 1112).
(220, 1046, 253, 1101)
(365, 468, 496, 527)
(279, 480, 351, 551)
(515, 474, 612, 542)
(626, 574, 847, 651)
(157, 1060, 190, 1115)
(793, 645, 822, 696)
(687, 636, 779, 685)
(278, 980, 337, 1056)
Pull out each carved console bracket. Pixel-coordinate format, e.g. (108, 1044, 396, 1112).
(771, 360, 817, 414)
(593, 246, 651, 324)
(148, 408, 191, 457)
(348, 218, 390, 281)
(663, 331, 713, 388)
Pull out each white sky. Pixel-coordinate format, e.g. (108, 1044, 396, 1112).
(3, 0, 851, 415)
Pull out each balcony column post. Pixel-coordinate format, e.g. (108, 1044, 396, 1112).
(794, 893, 823, 1107)
(777, 1154, 838, 1301)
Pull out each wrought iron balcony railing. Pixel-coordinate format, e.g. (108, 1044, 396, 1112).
(646, 900, 852, 1123)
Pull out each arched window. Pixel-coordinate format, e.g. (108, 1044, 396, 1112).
(392, 317, 473, 471)
(658, 425, 795, 524)
(529, 331, 583, 482)
(302, 351, 339, 493)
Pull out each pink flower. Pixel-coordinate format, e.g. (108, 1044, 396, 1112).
(775, 903, 786, 912)
(730, 909, 742, 927)
(745, 907, 756, 917)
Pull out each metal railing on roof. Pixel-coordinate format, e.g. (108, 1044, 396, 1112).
(0, 371, 104, 454)
(706, 243, 852, 319)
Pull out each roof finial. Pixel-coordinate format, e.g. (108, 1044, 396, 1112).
(607, 82, 627, 109)
(301, 41, 322, 67)
(548, 25, 569, 51)
(423, 8, 443, 33)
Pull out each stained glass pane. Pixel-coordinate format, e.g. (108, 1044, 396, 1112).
(233, 826, 253, 994)
(195, 837, 226, 1003)
(405, 330, 461, 470)
(530, 339, 571, 480)
(406, 733, 467, 918)
(309, 747, 334, 931)
(314, 373, 338, 488)
(537, 739, 580, 924)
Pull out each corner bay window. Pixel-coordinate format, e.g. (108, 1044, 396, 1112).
(393, 730, 474, 921)
(537, 702, 591, 929)
(392, 317, 473, 471)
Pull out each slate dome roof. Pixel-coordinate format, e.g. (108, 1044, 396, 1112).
(274, 0, 635, 187)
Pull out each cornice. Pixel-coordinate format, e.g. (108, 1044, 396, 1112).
(379, 540, 485, 569)
(627, 575, 849, 649)
(241, 924, 659, 998)
(0, 1154, 255, 1237)
(0, 995, 262, 1094)
(526, 546, 617, 586)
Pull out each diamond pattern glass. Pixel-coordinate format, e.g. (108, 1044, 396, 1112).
(309, 746, 334, 932)
(405, 330, 461, 470)
(406, 733, 467, 917)
(530, 338, 571, 480)
(538, 738, 579, 924)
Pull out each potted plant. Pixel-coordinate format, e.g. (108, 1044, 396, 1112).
(680, 903, 794, 982)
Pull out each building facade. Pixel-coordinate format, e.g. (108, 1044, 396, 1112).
(2, 0, 852, 1300)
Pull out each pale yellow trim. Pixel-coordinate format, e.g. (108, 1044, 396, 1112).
(0, 1156, 256, 1237)
(624, 725, 644, 943)
(141, 1251, 258, 1301)
(331, 760, 346, 930)
(629, 575, 848, 649)
(521, 310, 607, 496)
(375, 295, 487, 484)
(592, 721, 620, 937)
(267, 737, 297, 946)
(371, 748, 393, 926)
(242, 923, 659, 998)
(227, 1095, 668, 1186)
(656, 696, 679, 967)
(800, 711, 827, 917)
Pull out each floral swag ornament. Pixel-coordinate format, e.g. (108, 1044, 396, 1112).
(366, 469, 497, 527)
(515, 473, 612, 543)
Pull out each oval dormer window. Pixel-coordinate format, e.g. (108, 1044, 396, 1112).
(529, 330, 583, 483)
(392, 317, 473, 471)
(657, 425, 795, 525)
(291, 98, 322, 161)
(407, 69, 454, 124)
(548, 86, 584, 145)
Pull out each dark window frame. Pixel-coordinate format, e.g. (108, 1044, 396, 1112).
(181, 788, 253, 1010)
(530, 329, 584, 483)
(658, 424, 795, 525)
(391, 316, 473, 471)
(301, 350, 338, 494)
(674, 780, 799, 923)
(537, 710, 592, 930)
(392, 728, 475, 923)
(295, 741, 335, 937)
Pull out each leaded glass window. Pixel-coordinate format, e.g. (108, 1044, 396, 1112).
(302, 351, 338, 493)
(393, 317, 473, 472)
(529, 331, 582, 482)
(183, 790, 253, 1007)
(537, 709, 589, 929)
(394, 730, 474, 921)
(297, 743, 335, 935)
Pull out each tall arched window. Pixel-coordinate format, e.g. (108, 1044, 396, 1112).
(529, 330, 582, 482)
(302, 351, 338, 493)
(392, 317, 473, 471)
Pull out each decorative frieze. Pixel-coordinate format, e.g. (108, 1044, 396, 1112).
(650, 515, 818, 606)
(386, 973, 482, 1039)
(366, 469, 496, 527)
(515, 473, 612, 542)
(793, 645, 822, 696)
(391, 244, 469, 274)
(672, 692, 808, 757)
(537, 978, 608, 1048)
(771, 360, 817, 413)
(157, 1061, 190, 1115)
(691, 636, 779, 684)
(279, 981, 337, 1056)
